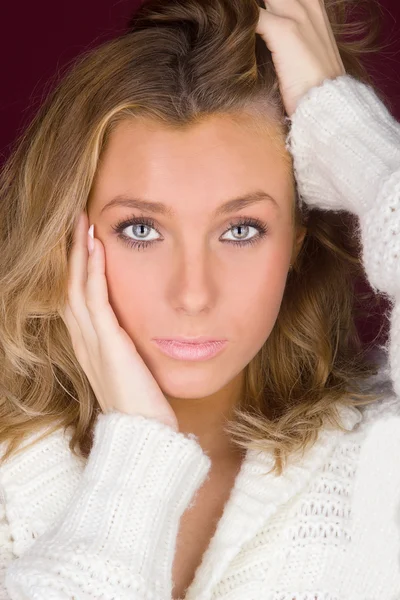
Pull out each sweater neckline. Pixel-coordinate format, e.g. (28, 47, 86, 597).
(1, 404, 362, 599)
(183, 403, 362, 600)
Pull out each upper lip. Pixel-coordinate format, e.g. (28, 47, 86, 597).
(153, 336, 227, 344)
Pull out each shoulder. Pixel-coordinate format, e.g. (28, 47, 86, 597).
(348, 357, 400, 495)
(334, 387, 400, 594)
(336, 348, 400, 489)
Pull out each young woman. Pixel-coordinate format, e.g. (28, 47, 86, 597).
(1, 0, 399, 598)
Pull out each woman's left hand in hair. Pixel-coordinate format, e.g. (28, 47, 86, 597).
(256, 0, 346, 118)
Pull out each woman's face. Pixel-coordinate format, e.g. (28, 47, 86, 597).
(88, 114, 305, 400)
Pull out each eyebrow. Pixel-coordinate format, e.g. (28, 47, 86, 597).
(100, 190, 279, 218)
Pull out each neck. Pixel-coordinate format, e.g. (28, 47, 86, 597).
(165, 370, 245, 462)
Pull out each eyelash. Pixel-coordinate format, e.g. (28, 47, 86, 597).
(111, 215, 269, 251)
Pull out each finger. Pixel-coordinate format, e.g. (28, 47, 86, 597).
(260, 0, 307, 21)
(85, 230, 122, 340)
(299, 2, 346, 76)
(67, 211, 98, 345)
(264, 0, 342, 66)
(68, 211, 89, 293)
(317, 2, 346, 71)
(256, 5, 293, 37)
(59, 219, 91, 354)
(256, 2, 345, 74)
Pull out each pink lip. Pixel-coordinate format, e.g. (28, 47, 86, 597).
(152, 338, 228, 361)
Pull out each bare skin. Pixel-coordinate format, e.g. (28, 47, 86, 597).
(87, 113, 305, 462)
(60, 0, 346, 595)
(172, 454, 243, 599)
(84, 112, 305, 597)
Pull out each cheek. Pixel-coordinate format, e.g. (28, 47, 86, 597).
(104, 249, 159, 332)
(228, 252, 289, 352)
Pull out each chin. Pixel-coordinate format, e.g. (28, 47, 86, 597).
(155, 363, 231, 400)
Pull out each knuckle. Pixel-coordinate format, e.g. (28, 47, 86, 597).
(283, 16, 301, 32)
(85, 294, 98, 313)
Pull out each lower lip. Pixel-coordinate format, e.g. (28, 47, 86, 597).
(153, 339, 228, 361)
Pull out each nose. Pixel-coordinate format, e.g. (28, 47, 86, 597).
(168, 243, 217, 316)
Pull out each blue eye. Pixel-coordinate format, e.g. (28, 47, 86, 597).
(223, 218, 269, 246)
(111, 216, 162, 251)
(111, 215, 269, 251)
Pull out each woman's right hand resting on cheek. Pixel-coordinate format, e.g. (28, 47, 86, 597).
(58, 210, 179, 431)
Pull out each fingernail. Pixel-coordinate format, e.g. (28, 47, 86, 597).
(88, 224, 94, 255)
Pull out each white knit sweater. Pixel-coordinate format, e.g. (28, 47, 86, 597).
(1, 74, 400, 600)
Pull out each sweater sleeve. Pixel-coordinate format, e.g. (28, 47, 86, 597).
(4, 412, 212, 599)
(0, 492, 15, 599)
(285, 73, 400, 398)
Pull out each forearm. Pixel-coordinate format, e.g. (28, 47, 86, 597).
(286, 74, 400, 399)
(5, 412, 211, 599)
(286, 74, 400, 218)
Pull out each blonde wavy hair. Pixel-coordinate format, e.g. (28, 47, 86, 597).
(0, 0, 393, 475)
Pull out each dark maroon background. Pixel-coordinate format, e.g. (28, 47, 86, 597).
(1, 0, 399, 349)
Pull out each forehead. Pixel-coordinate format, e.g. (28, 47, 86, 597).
(91, 113, 294, 213)
(102, 112, 290, 166)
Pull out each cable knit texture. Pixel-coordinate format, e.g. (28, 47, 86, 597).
(1, 74, 400, 599)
